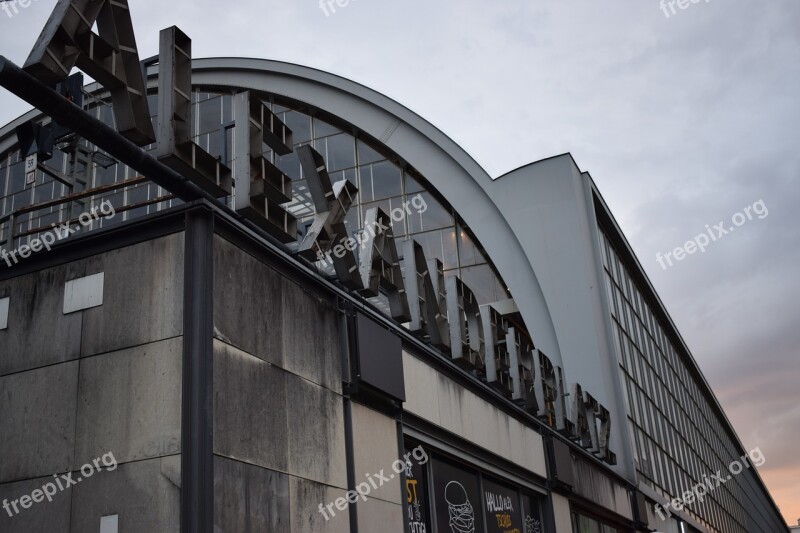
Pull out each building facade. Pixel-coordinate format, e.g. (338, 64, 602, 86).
(0, 16, 788, 533)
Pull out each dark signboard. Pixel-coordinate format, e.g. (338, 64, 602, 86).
(405, 446, 431, 533)
(432, 458, 485, 533)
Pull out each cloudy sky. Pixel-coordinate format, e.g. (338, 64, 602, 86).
(1, 0, 798, 525)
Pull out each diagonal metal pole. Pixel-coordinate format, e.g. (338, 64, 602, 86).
(0, 55, 214, 203)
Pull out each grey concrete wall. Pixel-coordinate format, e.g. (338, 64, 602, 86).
(0, 234, 184, 532)
(402, 351, 548, 479)
(349, 402, 404, 531)
(0, 234, 184, 375)
(491, 156, 635, 482)
(212, 236, 350, 532)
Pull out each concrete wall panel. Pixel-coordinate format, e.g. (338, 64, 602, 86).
(213, 236, 283, 366)
(0, 475, 72, 532)
(213, 340, 288, 473)
(552, 493, 574, 533)
(282, 280, 341, 393)
(402, 350, 441, 425)
(214, 456, 290, 532)
(0, 266, 83, 376)
(80, 234, 184, 357)
(350, 402, 403, 505)
(0, 361, 79, 482)
(69, 456, 181, 532)
(73, 337, 183, 468)
(402, 352, 547, 478)
(289, 475, 351, 533)
(356, 496, 404, 533)
(286, 372, 347, 489)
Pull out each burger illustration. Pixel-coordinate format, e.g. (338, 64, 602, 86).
(445, 481, 475, 533)
(525, 515, 542, 533)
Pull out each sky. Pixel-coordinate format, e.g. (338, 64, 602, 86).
(1, 0, 798, 526)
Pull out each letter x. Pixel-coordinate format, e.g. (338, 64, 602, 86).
(61, 473, 79, 487)
(296, 145, 363, 290)
(711, 222, 729, 237)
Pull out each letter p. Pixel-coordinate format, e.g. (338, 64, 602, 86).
(694, 481, 708, 502)
(41, 231, 56, 252)
(694, 233, 710, 253)
(43, 482, 58, 502)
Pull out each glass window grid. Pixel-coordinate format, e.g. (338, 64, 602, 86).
(600, 229, 763, 533)
(0, 88, 512, 310)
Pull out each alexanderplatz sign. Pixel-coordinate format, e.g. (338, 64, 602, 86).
(0, 0, 615, 465)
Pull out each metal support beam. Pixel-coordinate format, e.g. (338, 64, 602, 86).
(0, 55, 214, 203)
(181, 206, 215, 533)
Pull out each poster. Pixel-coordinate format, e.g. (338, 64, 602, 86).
(521, 493, 544, 533)
(432, 458, 485, 533)
(482, 478, 522, 533)
(405, 446, 431, 533)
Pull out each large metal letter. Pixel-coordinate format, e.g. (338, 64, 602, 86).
(534, 350, 557, 427)
(402, 239, 449, 349)
(482, 303, 512, 396)
(296, 144, 361, 288)
(508, 327, 537, 413)
(446, 276, 485, 371)
(24, 0, 155, 145)
(233, 92, 297, 243)
(571, 383, 592, 448)
(157, 27, 231, 197)
(556, 366, 576, 438)
(584, 392, 614, 464)
(358, 207, 411, 322)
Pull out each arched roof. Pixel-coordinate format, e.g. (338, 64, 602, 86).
(189, 58, 562, 363)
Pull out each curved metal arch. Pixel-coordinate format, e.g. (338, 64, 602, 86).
(186, 57, 563, 364)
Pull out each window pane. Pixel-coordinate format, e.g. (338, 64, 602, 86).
(359, 161, 402, 202)
(282, 110, 311, 144)
(198, 97, 222, 135)
(316, 133, 355, 172)
(313, 117, 340, 137)
(276, 151, 301, 180)
(405, 172, 424, 194)
(458, 264, 503, 304)
(409, 228, 457, 270)
(407, 192, 452, 233)
(360, 197, 409, 237)
(457, 226, 484, 267)
(8, 162, 25, 196)
(357, 139, 384, 165)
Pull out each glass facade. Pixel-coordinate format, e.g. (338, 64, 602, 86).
(264, 101, 509, 306)
(0, 92, 176, 247)
(598, 227, 779, 533)
(0, 89, 509, 306)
